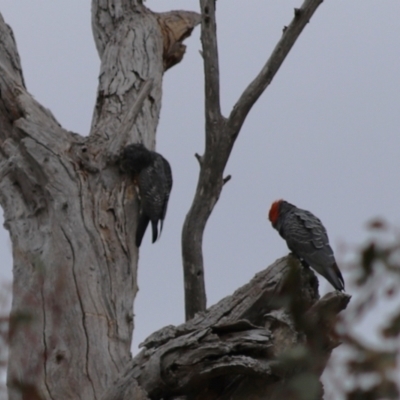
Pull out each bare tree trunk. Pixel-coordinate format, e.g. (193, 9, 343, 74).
(0, 3, 199, 399)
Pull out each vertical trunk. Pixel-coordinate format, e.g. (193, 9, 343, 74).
(1, 3, 164, 398)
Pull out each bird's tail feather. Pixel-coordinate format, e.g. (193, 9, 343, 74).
(151, 220, 159, 243)
(136, 214, 150, 247)
(325, 262, 345, 291)
(159, 220, 164, 239)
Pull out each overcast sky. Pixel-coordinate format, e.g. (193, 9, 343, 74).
(0, 0, 399, 358)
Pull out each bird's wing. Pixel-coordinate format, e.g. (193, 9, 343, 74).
(295, 209, 329, 249)
(136, 212, 150, 247)
(280, 211, 329, 256)
(280, 209, 344, 291)
(139, 161, 165, 216)
(160, 156, 173, 222)
(137, 155, 170, 241)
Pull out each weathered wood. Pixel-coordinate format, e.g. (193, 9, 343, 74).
(102, 256, 350, 400)
(181, 0, 325, 321)
(106, 78, 155, 160)
(90, 2, 164, 150)
(156, 11, 202, 71)
(0, 1, 347, 399)
(0, 3, 198, 399)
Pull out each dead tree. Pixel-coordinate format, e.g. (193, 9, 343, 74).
(0, 1, 350, 399)
(103, 257, 349, 400)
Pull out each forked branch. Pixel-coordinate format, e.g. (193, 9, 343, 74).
(182, 0, 325, 321)
(228, 0, 324, 135)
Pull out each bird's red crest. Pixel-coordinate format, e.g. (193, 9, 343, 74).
(268, 199, 282, 225)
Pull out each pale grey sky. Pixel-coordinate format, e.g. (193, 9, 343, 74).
(0, 1, 399, 357)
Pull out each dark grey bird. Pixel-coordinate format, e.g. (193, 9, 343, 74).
(268, 199, 345, 291)
(121, 144, 173, 247)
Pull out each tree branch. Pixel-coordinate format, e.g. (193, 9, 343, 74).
(181, 0, 226, 321)
(102, 256, 351, 400)
(199, 0, 222, 118)
(91, 4, 200, 156)
(0, 13, 72, 164)
(0, 13, 25, 87)
(227, 0, 324, 136)
(90, 2, 164, 150)
(91, 0, 142, 58)
(105, 9, 201, 159)
(0, 13, 66, 140)
(182, 0, 325, 321)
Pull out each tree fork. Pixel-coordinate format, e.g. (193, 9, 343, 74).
(182, 0, 325, 321)
(0, 3, 199, 399)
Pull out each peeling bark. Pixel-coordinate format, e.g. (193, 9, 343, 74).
(0, 3, 197, 399)
(156, 11, 202, 71)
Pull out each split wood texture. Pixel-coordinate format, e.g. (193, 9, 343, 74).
(0, 2, 199, 399)
(102, 256, 350, 400)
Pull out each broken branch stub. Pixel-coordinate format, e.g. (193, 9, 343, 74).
(102, 256, 350, 400)
(156, 11, 202, 71)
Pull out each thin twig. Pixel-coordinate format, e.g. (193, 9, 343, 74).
(223, 175, 231, 185)
(195, 153, 203, 166)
